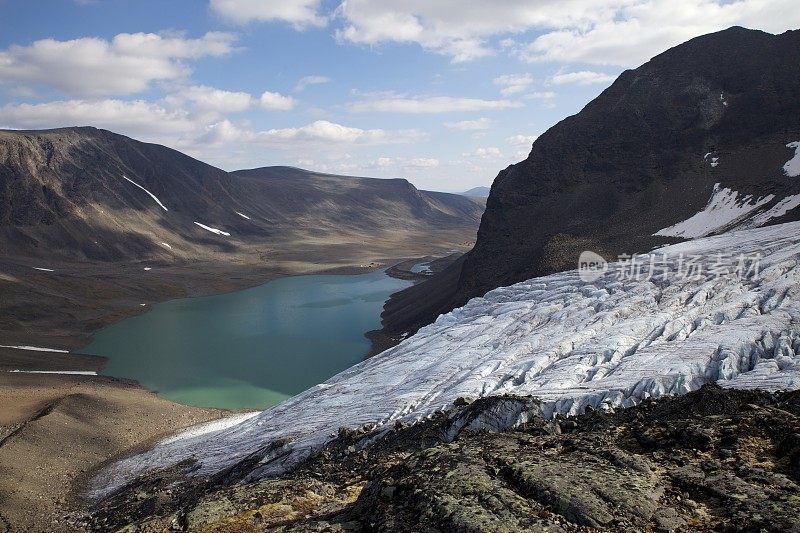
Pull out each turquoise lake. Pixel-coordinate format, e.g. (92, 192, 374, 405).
(83, 270, 411, 410)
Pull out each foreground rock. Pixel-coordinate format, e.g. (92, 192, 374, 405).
(89, 385, 800, 531)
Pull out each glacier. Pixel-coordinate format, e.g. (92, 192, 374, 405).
(93, 221, 800, 497)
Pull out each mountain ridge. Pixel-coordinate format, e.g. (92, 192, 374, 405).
(0, 126, 482, 263)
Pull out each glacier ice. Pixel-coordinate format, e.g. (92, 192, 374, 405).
(93, 221, 800, 497)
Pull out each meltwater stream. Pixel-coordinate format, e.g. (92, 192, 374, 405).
(82, 269, 411, 410)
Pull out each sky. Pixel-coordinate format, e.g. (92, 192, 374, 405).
(0, 1, 798, 191)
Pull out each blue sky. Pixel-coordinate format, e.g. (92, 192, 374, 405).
(0, 1, 796, 191)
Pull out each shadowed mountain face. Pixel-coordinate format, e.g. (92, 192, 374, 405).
(381, 26, 800, 338)
(0, 127, 483, 263)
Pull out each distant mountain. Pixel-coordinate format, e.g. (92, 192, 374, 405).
(460, 186, 490, 198)
(231, 166, 483, 234)
(0, 128, 483, 263)
(381, 26, 800, 338)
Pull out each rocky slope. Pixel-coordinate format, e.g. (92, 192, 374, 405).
(88, 385, 800, 532)
(381, 26, 800, 338)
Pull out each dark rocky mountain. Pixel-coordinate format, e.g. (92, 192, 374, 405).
(382, 26, 800, 338)
(0, 127, 483, 263)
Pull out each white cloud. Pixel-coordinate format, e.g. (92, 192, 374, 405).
(507, 134, 539, 158)
(198, 120, 426, 147)
(0, 99, 197, 134)
(548, 70, 617, 86)
(365, 155, 439, 171)
(262, 120, 423, 144)
(259, 91, 296, 110)
(210, 0, 326, 28)
(507, 134, 538, 147)
(169, 85, 253, 113)
(525, 91, 556, 100)
(348, 96, 521, 113)
(194, 119, 247, 144)
(262, 120, 369, 142)
(469, 147, 502, 159)
(444, 117, 493, 131)
(332, 1, 800, 66)
(493, 73, 533, 96)
(0, 32, 237, 97)
(334, 0, 622, 62)
(407, 157, 439, 168)
(294, 75, 330, 92)
(517, 0, 800, 67)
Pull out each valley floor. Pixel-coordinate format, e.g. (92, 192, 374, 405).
(0, 229, 474, 532)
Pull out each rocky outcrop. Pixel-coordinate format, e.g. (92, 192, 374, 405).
(87, 385, 800, 532)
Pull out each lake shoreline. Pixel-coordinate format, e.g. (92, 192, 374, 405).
(365, 252, 464, 358)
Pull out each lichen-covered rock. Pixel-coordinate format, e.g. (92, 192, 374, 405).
(88, 386, 800, 532)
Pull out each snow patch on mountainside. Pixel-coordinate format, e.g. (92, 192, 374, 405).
(122, 175, 169, 212)
(784, 141, 800, 177)
(703, 152, 719, 168)
(741, 194, 800, 229)
(0, 345, 69, 353)
(6, 369, 96, 376)
(654, 183, 778, 238)
(193, 222, 230, 237)
(93, 222, 800, 498)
